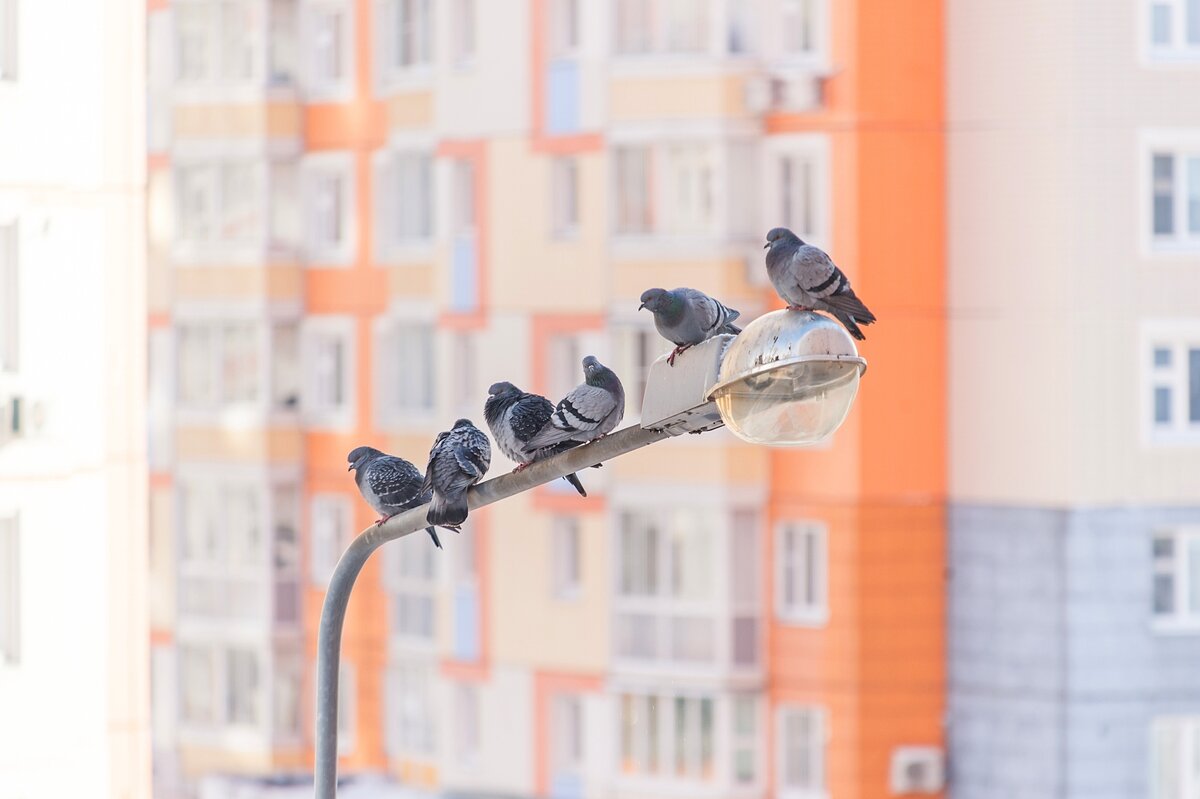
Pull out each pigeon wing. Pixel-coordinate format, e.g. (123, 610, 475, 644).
(525, 384, 617, 450)
(509, 394, 555, 445)
(451, 428, 492, 480)
(367, 457, 424, 508)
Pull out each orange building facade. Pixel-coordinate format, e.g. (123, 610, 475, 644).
(145, 1, 946, 797)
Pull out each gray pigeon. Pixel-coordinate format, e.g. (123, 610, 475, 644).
(639, 287, 741, 365)
(523, 356, 625, 454)
(484, 381, 588, 497)
(764, 227, 876, 340)
(347, 446, 445, 548)
(421, 419, 492, 529)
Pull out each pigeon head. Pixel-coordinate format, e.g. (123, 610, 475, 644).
(764, 226, 801, 250)
(487, 381, 519, 397)
(638, 288, 670, 313)
(452, 418, 475, 430)
(582, 355, 619, 389)
(347, 445, 383, 471)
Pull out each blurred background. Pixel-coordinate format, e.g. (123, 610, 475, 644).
(1, 0, 1199, 797)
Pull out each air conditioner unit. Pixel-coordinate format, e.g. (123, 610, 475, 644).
(889, 746, 945, 795)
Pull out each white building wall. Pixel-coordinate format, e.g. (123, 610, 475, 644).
(0, 0, 149, 797)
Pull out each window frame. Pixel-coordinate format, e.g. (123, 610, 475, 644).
(775, 520, 829, 627)
(764, 133, 831, 250)
(0, 0, 17, 81)
(1140, 319, 1200, 446)
(0, 220, 17, 374)
(776, 704, 829, 799)
(551, 515, 582, 601)
(1152, 526, 1200, 632)
(372, 144, 436, 263)
(385, 656, 438, 756)
(1141, 131, 1200, 255)
(382, 530, 438, 650)
(302, 0, 353, 99)
(1142, 0, 1200, 63)
(309, 492, 352, 586)
(550, 156, 581, 239)
(377, 0, 434, 87)
(301, 151, 357, 265)
(300, 315, 357, 429)
(0, 512, 18, 666)
(373, 309, 438, 428)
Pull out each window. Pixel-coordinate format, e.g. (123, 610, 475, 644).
(1144, 323, 1200, 443)
(611, 324, 659, 416)
(780, 0, 826, 62)
(0, 0, 16, 80)
(178, 479, 296, 622)
(619, 692, 715, 782)
(616, 509, 718, 665)
(385, 0, 433, 75)
(311, 493, 352, 585)
(271, 321, 301, 411)
(768, 136, 830, 245)
(374, 149, 434, 257)
(454, 682, 481, 765)
(386, 658, 437, 755)
(451, 0, 476, 64)
(338, 662, 357, 753)
(302, 155, 354, 262)
(384, 531, 437, 644)
(375, 318, 436, 424)
(1153, 528, 1200, 629)
(552, 516, 582, 600)
(175, 161, 283, 252)
(0, 514, 18, 665)
(1153, 717, 1200, 798)
(550, 0, 580, 56)
(551, 695, 585, 776)
(614, 0, 709, 55)
(451, 332, 477, 416)
(1149, 147, 1200, 249)
(551, 157, 581, 237)
(176, 321, 261, 410)
(0, 222, 16, 373)
(175, 1, 294, 85)
(178, 644, 264, 730)
(273, 653, 303, 741)
(777, 521, 828, 625)
(613, 142, 729, 238)
(779, 706, 828, 799)
(731, 695, 758, 785)
(302, 317, 355, 426)
(1146, 0, 1200, 60)
(305, 1, 349, 94)
(272, 484, 301, 626)
(547, 333, 582, 401)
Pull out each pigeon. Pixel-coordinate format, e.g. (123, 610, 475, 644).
(523, 356, 625, 454)
(421, 419, 492, 529)
(347, 446, 445, 549)
(484, 382, 589, 497)
(639, 287, 742, 366)
(763, 227, 876, 340)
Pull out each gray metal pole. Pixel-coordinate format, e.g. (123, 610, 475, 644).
(314, 424, 674, 798)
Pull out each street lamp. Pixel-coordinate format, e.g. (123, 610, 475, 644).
(313, 309, 867, 798)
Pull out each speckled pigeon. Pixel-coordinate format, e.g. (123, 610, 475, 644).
(763, 226, 876, 340)
(523, 356, 625, 454)
(421, 419, 492, 529)
(639, 287, 741, 365)
(347, 446, 445, 548)
(484, 381, 588, 497)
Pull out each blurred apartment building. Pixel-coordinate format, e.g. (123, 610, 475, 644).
(145, 0, 943, 797)
(947, 3, 1200, 799)
(0, 0, 151, 797)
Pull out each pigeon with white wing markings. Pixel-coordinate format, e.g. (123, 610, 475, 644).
(639, 287, 741, 366)
(522, 356, 625, 454)
(484, 381, 588, 497)
(422, 419, 492, 529)
(347, 446, 446, 548)
(764, 226, 876, 340)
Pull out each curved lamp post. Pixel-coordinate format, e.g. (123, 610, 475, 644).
(313, 310, 866, 798)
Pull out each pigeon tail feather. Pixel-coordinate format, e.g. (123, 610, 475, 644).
(821, 290, 876, 324)
(425, 526, 443, 549)
(563, 472, 587, 498)
(427, 492, 469, 528)
(831, 310, 867, 341)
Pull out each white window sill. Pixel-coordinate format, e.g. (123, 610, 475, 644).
(777, 609, 829, 628)
(1152, 618, 1200, 635)
(303, 245, 356, 267)
(171, 83, 299, 106)
(609, 54, 760, 78)
(1143, 49, 1200, 66)
(1147, 238, 1200, 256)
(378, 67, 434, 94)
(376, 242, 436, 266)
(302, 83, 354, 104)
(175, 406, 300, 429)
(303, 409, 356, 432)
(1143, 428, 1200, 447)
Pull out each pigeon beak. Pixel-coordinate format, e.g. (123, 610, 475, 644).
(637, 303, 645, 311)
(763, 242, 770, 249)
(347, 463, 354, 471)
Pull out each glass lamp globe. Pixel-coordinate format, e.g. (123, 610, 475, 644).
(707, 310, 867, 446)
